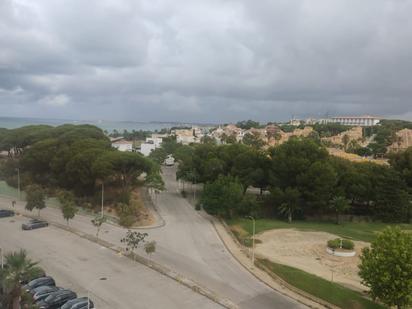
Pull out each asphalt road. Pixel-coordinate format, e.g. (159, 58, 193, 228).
(0, 166, 306, 308)
(0, 215, 221, 309)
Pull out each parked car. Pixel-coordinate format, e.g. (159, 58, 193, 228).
(22, 219, 49, 230)
(23, 276, 55, 293)
(61, 297, 94, 309)
(21, 268, 47, 284)
(36, 289, 77, 309)
(0, 209, 15, 218)
(32, 286, 61, 302)
(71, 299, 94, 309)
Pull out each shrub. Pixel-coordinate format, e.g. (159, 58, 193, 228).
(119, 214, 135, 227)
(327, 238, 354, 250)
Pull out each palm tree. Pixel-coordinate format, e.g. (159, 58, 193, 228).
(278, 187, 301, 223)
(1, 250, 41, 309)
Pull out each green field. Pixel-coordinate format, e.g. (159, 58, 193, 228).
(227, 218, 412, 242)
(0, 180, 25, 199)
(257, 259, 385, 309)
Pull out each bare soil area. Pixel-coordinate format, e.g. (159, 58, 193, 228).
(255, 228, 369, 291)
(130, 188, 156, 227)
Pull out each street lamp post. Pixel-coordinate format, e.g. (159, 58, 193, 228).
(87, 277, 107, 309)
(101, 182, 104, 218)
(0, 246, 3, 269)
(247, 216, 256, 268)
(16, 168, 20, 200)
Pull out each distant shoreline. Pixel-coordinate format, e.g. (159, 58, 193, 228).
(0, 116, 216, 132)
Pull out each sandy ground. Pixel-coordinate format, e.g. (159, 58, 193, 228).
(255, 229, 369, 291)
(108, 188, 156, 227)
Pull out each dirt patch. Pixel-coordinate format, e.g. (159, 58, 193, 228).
(255, 229, 369, 291)
(131, 189, 156, 227)
(105, 188, 156, 227)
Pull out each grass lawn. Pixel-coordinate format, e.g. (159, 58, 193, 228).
(0, 180, 25, 199)
(257, 258, 385, 309)
(227, 218, 412, 242)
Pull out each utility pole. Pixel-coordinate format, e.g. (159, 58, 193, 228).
(101, 182, 104, 218)
(247, 216, 255, 268)
(0, 247, 3, 269)
(16, 168, 20, 200)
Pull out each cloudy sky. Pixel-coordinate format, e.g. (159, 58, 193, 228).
(1, 0, 412, 123)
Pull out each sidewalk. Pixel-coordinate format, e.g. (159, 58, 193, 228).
(211, 218, 336, 309)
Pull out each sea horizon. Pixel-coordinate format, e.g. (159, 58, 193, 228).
(0, 116, 216, 132)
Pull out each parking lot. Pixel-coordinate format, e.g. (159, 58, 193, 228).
(0, 214, 221, 308)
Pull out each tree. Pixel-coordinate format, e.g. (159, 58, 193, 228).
(236, 120, 260, 130)
(359, 227, 412, 309)
(342, 134, 350, 151)
(149, 148, 167, 165)
(389, 147, 412, 187)
(57, 190, 77, 225)
(201, 176, 244, 218)
(121, 230, 148, 259)
(271, 187, 301, 223)
(242, 132, 265, 148)
(25, 184, 46, 216)
(144, 241, 156, 260)
(91, 215, 107, 239)
(1, 250, 42, 309)
(62, 202, 77, 225)
(329, 196, 350, 224)
(94, 151, 152, 192)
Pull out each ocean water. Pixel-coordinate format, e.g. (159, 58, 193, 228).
(0, 117, 205, 132)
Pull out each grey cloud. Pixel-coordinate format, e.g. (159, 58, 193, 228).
(0, 0, 412, 123)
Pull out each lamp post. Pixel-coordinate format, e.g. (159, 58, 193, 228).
(101, 182, 104, 218)
(0, 246, 3, 269)
(87, 277, 107, 309)
(16, 168, 20, 200)
(246, 216, 255, 268)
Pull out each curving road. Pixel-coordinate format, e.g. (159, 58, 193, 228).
(146, 166, 305, 308)
(0, 166, 305, 308)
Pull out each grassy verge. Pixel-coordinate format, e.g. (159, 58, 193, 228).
(257, 258, 385, 309)
(0, 180, 26, 200)
(227, 218, 412, 242)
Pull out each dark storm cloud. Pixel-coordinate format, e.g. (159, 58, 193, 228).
(1, 0, 412, 122)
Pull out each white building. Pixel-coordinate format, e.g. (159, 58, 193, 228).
(140, 142, 156, 156)
(138, 133, 167, 156)
(111, 139, 133, 152)
(145, 136, 163, 148)
(331, 116, 380, 126)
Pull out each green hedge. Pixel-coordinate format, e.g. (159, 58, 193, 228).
(327, 238, 355, 250)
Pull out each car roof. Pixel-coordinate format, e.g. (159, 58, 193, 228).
(44, 289, 74, 301)
(33, 285, 56, 293)
(62, 297, 88, 307)
(28, 276, 53, 286)
(29, 218, 46, 223)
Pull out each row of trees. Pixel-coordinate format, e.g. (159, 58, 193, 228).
(175, 138, 411, 222)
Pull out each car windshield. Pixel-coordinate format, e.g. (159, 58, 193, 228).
(44, 294, 57, 302)
(28, 279, 40, 287)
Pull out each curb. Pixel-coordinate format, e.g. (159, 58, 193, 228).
(212, 218, 337, 309)
(20, 212, 237, 309)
